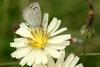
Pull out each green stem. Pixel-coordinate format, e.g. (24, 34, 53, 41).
(80, 53, 100, 56)
(0, 62, 18, 66)
(82, 38, 87, 53)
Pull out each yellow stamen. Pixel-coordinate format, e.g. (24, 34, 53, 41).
(28, 28, 49, 48)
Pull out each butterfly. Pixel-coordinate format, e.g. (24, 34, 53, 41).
(23, 2, 49, 28)
(23, 2, 42, 26)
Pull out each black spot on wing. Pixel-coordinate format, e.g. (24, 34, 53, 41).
(32, 7, 37, 10)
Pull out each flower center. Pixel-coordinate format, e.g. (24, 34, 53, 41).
(28, 28, 49, 48)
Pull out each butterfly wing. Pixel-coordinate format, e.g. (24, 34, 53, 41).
(23, 2, 41, 26)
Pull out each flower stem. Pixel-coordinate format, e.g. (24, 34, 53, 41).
(82, 0, 94, 54)
(80, 53, 100, 56)
(82, 38, 88, 53)
(87, 0, 94, 28)
(0, 62, 18, 66)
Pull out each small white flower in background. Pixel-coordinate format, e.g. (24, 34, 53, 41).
(47, 51, 83, 67)
(10, 2, 71, 67)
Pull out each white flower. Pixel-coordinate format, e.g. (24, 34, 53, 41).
(46, 51, 83, 67)
(10, 2, 71, 67)
(31, 51, 83, 67)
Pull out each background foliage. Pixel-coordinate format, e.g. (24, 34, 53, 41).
(0, 0, 100, 67)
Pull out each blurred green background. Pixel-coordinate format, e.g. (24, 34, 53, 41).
(0, 0, 100, 67)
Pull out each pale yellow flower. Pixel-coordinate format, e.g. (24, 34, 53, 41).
(10, 2, 71, 67)
(35, 51, 83, 67)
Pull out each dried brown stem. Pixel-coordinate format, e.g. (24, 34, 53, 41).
(87, 0, 94, 27)
(82, 0, 95, 53)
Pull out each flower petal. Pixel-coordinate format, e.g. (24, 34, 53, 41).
(50, 27, 67, 37)
(75, 64, 83, 67)
(33, 49, 48, 64)
(10, 38, 28, 48)
(19, 56, 28, 66)
(41, 50, 48, 64)
(44, 46, 61, 58)
(27, 50, 36, 66)
(50, 19, 61, 34)
(32, 63, 47, 67)
(14, 38, 27, 43)
(11, 46, 32, 59)
(48, 41, 70, 50)
(63, 53, 75, 67)
(69, 56, 79, 67)
(55, 51, 65, 67)
(42, 13, 49, 30)
(47, 17, 57, 32)
(47, 55, 55, 67)
(19, 49, 34, 66)
(10, 42, 27, 48)
(48, 34, 71, 44)
(34, 49, 42, 64)
(15, 23, 33, 38)
(26, 49, 48, 66)
(27, 49, 47, 66)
